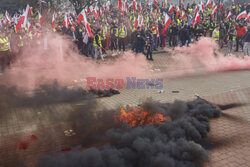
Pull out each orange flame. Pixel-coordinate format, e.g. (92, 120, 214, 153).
(115, 106, 169, 127)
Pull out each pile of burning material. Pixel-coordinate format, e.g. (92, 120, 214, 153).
(89, 88, 120, 97)
(35, 97, 221, 167)
(115, 106, 170, 127)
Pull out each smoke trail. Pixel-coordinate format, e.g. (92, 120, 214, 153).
(34, 98, 221, 167)
(0, 33, 150, 91)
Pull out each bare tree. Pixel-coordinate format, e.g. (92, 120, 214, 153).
(69, 0, 97, 14)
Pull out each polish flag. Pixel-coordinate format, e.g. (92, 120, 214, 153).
(206, 0, 212, 7)
(227, 11, 232, 19)
(93, 6, 99, 19)
(27, 21, 32, 32)
(133, 0, 137, 12)
(118, 0, 122, 10)
(78, 10, 93, 38)
(199, 4, 204, 13)
(23, 4, 30, 28)
(140, 16, 144, 27)
(28, 7, 33, 17)
(5, 11, 10, 23)
(175, 7, 180, 19)
(212, 5, 217, 15)
(193, 12, 201, 27)
(38, 12, 45, 25)
(161, 12, 171, 35)
(164, 12, 171, 29)
(134, 16, 139, 29)
(154, 0, 159, 6)
(122, 3, 128, 14)
(246, 13, 250, 21)
(219, 3, 223, 9)
(169, 4, 175, 14)
(125, 0, 128, 8)
(164, 0, 167, 7)
(181, 11, 187, 20)
(63, 15, 68, 28)
(78, 9, 86, 22)
(200, 1, 204, 10)
(52, 13, 55, 29)
(89, 5, 93, 13)
(195, 6, 199, 16)
(16, 13, 25, 32)
(236, 10, 248, 20)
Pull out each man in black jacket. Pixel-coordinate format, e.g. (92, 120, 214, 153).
(179, 25, 189, 47)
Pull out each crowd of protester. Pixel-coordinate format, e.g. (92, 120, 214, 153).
(0, 1, 250, 72)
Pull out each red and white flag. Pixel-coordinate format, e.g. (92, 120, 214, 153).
(169, 4, 175, 14)
(154, 0, 159, 6)
(227, 11, 232, 19)
(219, 3, 223, 9)
(164, 0, 167, 7)
(125, 0, 128, 8)
(212, 5, 217, 15)
(164, 12, 171, 29)
(181, 11, 187, 20)
(134, 15, 139, 29)
(195, 6, 199, 16)
(5, 11, 10, 23)
(118, 0, 122, 10)
(23, 4, 30, 28)
(193, 12, 201, 27)
(200, 1, 204, 10)
(27, 21, 32, 32)
(16, 13, 25, 32)
(77, 10, 93, 38)
(133, 0, 137, 12)
(63, 15, 68, 28)
(52, 13, 56, 29)
(232, 0, 235, 5)
(175, 7, 180, 19)
(236, 10, 248, 20)
(38, 12, 45, 25)
(206, 0, 212, 7)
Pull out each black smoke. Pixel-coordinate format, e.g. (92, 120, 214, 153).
(34, 97, 221, 167)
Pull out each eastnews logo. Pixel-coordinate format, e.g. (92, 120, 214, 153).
(86, 77, 163, 89)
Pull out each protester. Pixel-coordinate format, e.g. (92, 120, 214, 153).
(0, 0, 249, 70)
(242, 24, 250, 56)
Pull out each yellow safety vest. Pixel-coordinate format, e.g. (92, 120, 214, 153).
(213, 30, 220, 41)
(111, 28, 119, 37)
(18, 36, 24, 47)
(93, 34, 102, 47)
(102, 27, 106, 39)
(152, 26, 157, 35)
(0, 37, 10, 51)
(119, 27, 126, 38)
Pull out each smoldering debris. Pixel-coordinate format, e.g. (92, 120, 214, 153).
(89, 89, 120, 97)
(35, 98, 221, 167)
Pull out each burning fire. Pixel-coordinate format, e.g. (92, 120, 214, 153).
(116, 106, 169, 127)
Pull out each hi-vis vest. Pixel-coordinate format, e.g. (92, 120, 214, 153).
(0, 37, 10, 51)
(111, 28, 119, 37)
(152, 26, 157, 35)
(119, 27, 126, 38)
(93, 34, 102, 47)
(213, 30, 220, 40)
